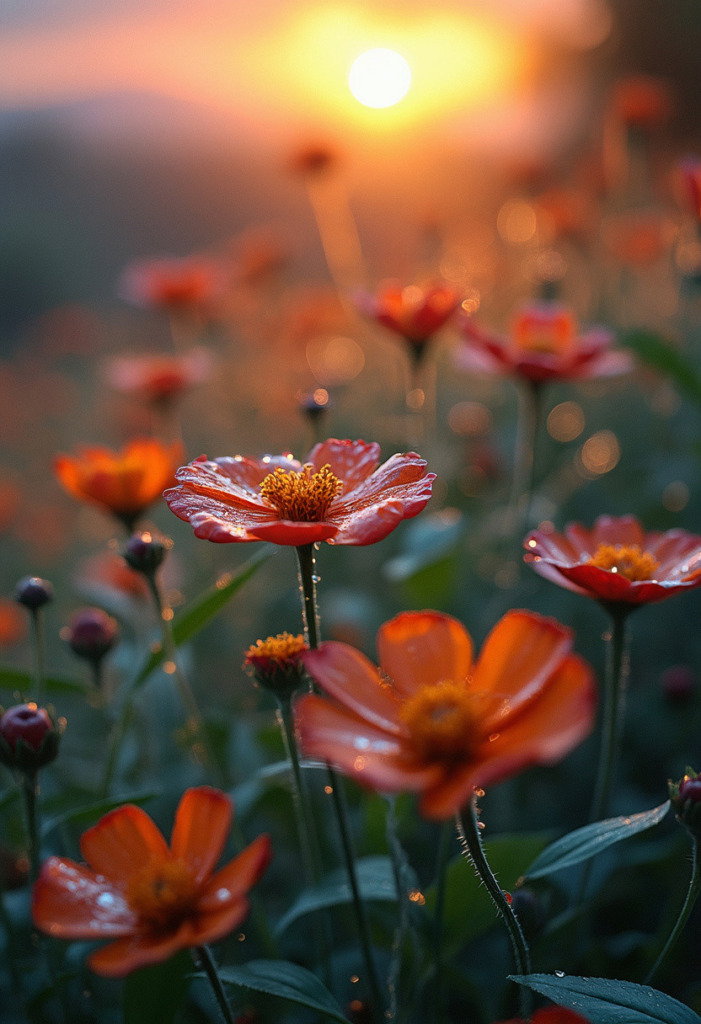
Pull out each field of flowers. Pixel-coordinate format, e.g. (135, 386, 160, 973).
(2, 66, 701, 1024)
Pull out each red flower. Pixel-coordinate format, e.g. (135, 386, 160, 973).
(679, 157, 701, 223)
(32, 788, 271, 978)
(165, 439, 435, 546)
(105, 348, 213, 406)
(524, 515, 701, 607)
(295, 610, 595, 820)
(355, 280, 461, 358)
(119, 255, 226, 314)
(457, 303, 632, 384)
(496, 1007, 590, 1024)
(54, 438, 184, 530)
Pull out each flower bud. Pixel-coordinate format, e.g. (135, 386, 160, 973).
(123, 530, 171, 577)
(64, 608, 119, 665)
(670, 768, 701, 836)
(244, 633, 309, 701)
(0, 703, 61, 771)
(661, 664, 696, 704)
(14, 576, 54, 612)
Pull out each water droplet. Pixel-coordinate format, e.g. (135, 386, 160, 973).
(311, 574, 321, 583)
(555, 970, 565, 978)
(97, 892, 116, 908)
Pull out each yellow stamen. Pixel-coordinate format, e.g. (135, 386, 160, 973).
(513, 309, 576, 354)
(245, 632, 307, 663)
(586, 543, 659, 581)
(399, 679, 478, 764)
(259, 463, 343, 522)
(125, 859, 198, 930)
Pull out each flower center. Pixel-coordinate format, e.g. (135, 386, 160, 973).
(513, 308, 576, 354)
(399, 680, 478, 764)
(586, 543, 659, 581)
(125, 859, 198, 930)
(245, 632, 307, 665)
(259, 463, 343, 521)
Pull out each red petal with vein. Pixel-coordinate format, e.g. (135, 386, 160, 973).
(80, 805, 169, 885)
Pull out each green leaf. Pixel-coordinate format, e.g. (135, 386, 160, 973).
(513, 973, 701, 1024)
(0, 667, 89, 697)
(623, 331, 701, 406)
(424, 833, 551, 952)
(132, 546, 273, 687)
(524, 801, 670, 879)
(216, 959, 352, 1023)
(275, 855, 399, 935)
(124, 950, 191, 1024)
(41, 789, 160, 838)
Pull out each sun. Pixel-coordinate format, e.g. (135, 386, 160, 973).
(348, 48, 412, 109)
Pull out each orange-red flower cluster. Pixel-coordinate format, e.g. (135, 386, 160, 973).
(119, 255, 226, 315)
(295, 610, 595, 820)
(32, 788, 271, 978)
(105, 348, 213, 406)
(55, 438, 184, 530)
(458, 303, 632, 384)
(524, 514, 701, 607)
(165, 439, 434, 546)
(356, 280, 461, 359)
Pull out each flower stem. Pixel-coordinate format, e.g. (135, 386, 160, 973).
(589, 608, 631, 823)
(510, 379, 542, 539)
(21, 770, 40, 886)
(456, 795, 531, 1020)
(384, 796, 413, 1024)
(29, 609, 45, 703)
(432, 820, 452, 1024)
(145, 573, 223, 785)
(195, 945, 236, 1024)
(645, 835, 701, 984)
(295, 543, 385, 1021)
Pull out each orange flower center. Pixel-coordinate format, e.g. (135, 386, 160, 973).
(125, 858, 198, 930)
(586, 543, 659, 581)
(513, 309, 576, 354)
(245, 632, 307, 663)
(259, 464, 343, 522)
(399, 680, 478, 764)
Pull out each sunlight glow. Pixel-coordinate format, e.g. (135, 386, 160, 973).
(348, 48, 411, 109)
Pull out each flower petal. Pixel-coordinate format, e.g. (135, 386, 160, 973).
(32, 858, 137, 939)
(302, 642, 402, 733)
(87, 929, 188, 978)
(170, 788, 233, 886)
(246, 520, 339, 545)
(306, 439, 381, 492)
(376, 611, 473, 696)
(471, 610, 574, 725)
(188, 898, 251, 945)
(588, 514, 645, 549)
(80, 804, 169, 885)
(294, 694, 440, 792)
(198, 834, 272, 911)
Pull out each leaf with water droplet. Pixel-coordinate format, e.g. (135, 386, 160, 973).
(512, 973, 701, 1024)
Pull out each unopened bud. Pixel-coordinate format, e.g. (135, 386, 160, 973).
(14, 576, 54, 612)
(0, 703, 61, 771)
(64, 608, 119, 665)
(670, 768, 701, 836)
(123, 530, 170, 577)
(244, 632, 309, 701)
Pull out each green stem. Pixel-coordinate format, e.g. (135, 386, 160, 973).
(195, 945, 236, 1024)
(146, 573, 223, 785)
(432, 820, 452, 1024)
(510, 380, 542, 540)
(385, 796, 412, 1023)
(645, 836, 701, 984)
(589, 608, 631, 823)
(29, 609, 45, 702)
(295, 543, 385, 1021)
(21, 770, 40, 886)
(457, 795, 531, 1020)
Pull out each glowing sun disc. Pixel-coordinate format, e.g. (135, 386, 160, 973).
(348, 48, 412, 109)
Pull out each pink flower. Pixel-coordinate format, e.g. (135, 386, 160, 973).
(165, 439, 434, 546)
(457, 303, 632, 384)
(524, 514, 701, 607)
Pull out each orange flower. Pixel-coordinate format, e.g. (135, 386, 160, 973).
(119, 255, 226, 315)
(295, 610, 595, 820)
(457, 302, 632, 384)
(32, 788, 271, 978)
(355, 280, 461, 361)
(54, 438, 184, 531)
(524, 515, 701, 608)
(105, 348, 213, 406)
